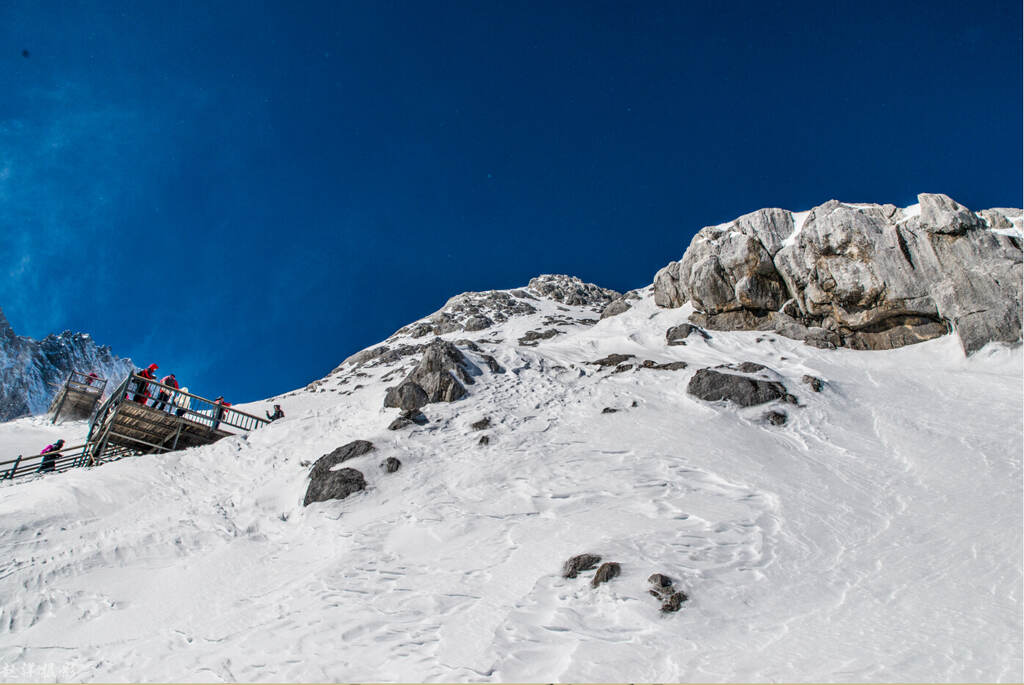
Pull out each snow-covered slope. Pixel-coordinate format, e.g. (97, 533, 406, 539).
(0, 281, 1021, 683)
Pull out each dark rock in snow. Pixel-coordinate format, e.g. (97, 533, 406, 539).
(309, 440, 375, 480)
(601, 407, 618, 414)
(653, 361, 688, 371)
(661, 591, 689, 613)
(802, 374, 825, 392)
(304, 441, 375, 505)
(381, 457, 401, 473)
(303, 467, 366, 506)
(483, 356, 507, 370)
(518, 329, 561, 346)
(666, 323, 711, 346)
(764, 410, 788, 426)
(648, 573, 673, 588)
(562, 554, 602, 579)
(591, 562, 621, 587)
(470, 417, 491, 431)
(383, 381, 430, 412)
(384, 339, 477, 411)
(687, 368, 788, 407)
(592, 353, 635, 367)
(600, 298, 631, 319)
(733, 361, 767, 373)
(478, 435, 490, 446)
(612, 363, 632, 374)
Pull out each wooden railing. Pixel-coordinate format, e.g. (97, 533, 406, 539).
(0, 442, 136, 481)
(113, 374, 269, 433)
(3, 374, 271, 483)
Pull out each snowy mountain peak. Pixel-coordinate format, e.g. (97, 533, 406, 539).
(0, 311, 134, 421)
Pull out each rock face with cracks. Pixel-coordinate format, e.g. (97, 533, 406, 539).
(654, 193, 1022, 354)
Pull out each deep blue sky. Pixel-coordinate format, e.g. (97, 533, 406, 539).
(1, 1, 1020, 402)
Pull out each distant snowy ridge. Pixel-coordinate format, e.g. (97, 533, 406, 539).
(652, 193, 1022, 354)
(0, 307, 134, 421)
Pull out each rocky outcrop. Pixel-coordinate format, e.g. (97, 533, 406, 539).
(600, 298, 631, 319)
(381, 457, 401, 473)
(303, 440, 375, 506)
(383, 339, 478, 412)
(654, 194, 1022, 354)
(527, 275, 620, 308)
(687, 367, 793, 407)
(666, 323, 710, 345)
(0, 307, 135, 422)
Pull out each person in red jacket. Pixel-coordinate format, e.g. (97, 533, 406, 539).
(133, 363, 158, 405)
(154, 373, 179, 412)
(212, 396, 232, 430)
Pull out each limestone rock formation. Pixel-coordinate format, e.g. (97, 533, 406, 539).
(654, 194, 1022, 354)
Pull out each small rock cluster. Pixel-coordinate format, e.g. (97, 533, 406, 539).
(648, 573, 689, 613)
(561, 555, 690, 611)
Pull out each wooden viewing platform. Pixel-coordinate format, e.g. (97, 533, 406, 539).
(84, 374, 270, 466)
(49, 370, 108, 424)
(4, 374, 270, 481)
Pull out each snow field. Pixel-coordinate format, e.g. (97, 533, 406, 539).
(0, 292, 1020, 682)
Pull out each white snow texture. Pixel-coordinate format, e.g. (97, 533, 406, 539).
(0, 284, 1021, 683)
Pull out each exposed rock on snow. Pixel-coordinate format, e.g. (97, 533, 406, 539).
(648, 573, 689, 613)
(666, 323, 710, 345)
(470, 417, 491, 431)
(0, 307, 134, 421)
(383, 339, 477, 411)
(562, 553, 602, 579)
(303, 467, 366, 506)
(591, 561, 621, 587)
(600, 298, 632, 319)
(387, 409, 428, 430)
(518, 329, 561, 346)
(687, 368, 790, 407)
(527, 275, 620, 308)
(764, 410, 788, 426)
(654, 193, 1023, 354)
(802, 374, 825, 392)
(380, 457, 401, 473)
(592, 353, 635, 367)
(383, 381, 431, 412)
(304, 440, 375, 506)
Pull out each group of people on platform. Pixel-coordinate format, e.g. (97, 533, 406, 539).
(131, 364, 285, 429)
(31, 369, 288, 476)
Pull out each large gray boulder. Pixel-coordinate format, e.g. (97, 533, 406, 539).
(383, 339, 478, 411)
(304, 440, 375, 506)
(687, 368, 790, 407)
(655, 194, 1022, 354)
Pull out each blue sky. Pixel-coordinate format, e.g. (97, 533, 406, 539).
(1, 0, 1020, 402)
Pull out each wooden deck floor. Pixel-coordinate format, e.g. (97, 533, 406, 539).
(98, 401, 233, 453)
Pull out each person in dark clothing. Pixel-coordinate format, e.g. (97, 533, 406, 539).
(134, 363, 158, 405)
(39, 439, 64, 473)
(212, 396, 231, 430)
(266, 404, 284, 421)
(154, 373, 179, 411)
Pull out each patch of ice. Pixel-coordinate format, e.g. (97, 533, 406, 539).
(782, 210, 811, 248)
